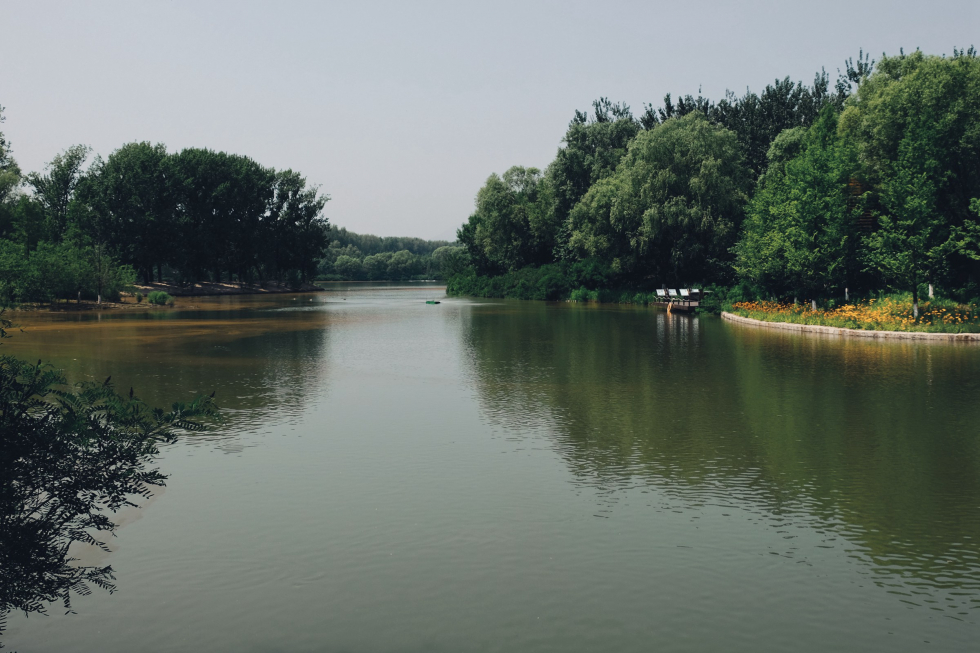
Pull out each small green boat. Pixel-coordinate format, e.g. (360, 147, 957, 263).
(425, 300, 441, 305)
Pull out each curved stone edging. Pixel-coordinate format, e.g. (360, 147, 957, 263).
(721, 311, 980, 343)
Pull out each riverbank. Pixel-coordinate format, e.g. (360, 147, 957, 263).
(722, 311, 980, 342)
(6, 281, 325, 313)
(133, 280, 323, 297)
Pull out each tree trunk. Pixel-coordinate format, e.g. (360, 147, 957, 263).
(928, 283, 934, 299)
(912, 287, 919, 319)
(845, 287, 849, 302)
(811, 299, 818, 311)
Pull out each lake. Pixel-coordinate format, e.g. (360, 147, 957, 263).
(3, 283, 979, 652)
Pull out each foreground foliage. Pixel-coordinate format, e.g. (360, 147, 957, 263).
(0, 314, 218, 645)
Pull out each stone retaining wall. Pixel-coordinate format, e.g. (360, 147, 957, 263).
(721, 311, 980, 343)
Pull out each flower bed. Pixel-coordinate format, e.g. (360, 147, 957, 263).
(729, 297, 980, 333)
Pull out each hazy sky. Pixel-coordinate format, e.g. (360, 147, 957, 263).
(2, 1, 977, 240)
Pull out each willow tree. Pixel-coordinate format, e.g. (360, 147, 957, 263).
(566, 112, 750, 284)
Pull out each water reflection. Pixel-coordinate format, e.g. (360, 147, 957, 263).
(0, 299, 332, 645)
(461, 304, 980, 613)
(5, 298, 332, 444)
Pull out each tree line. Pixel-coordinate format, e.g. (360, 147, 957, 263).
(317, 226, 465, 281)
(452, 49, 980, 316)
(0, 121, 329, 304)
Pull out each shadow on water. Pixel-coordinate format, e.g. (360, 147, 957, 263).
(460, 302, 980, 614)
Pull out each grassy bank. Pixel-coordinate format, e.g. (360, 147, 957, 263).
(728, 295, 980, 333)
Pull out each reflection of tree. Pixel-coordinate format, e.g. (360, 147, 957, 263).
(0, 355, 216, 647)
(461, 305, 980, 608)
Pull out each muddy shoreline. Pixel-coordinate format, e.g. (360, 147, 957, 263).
(8, 281, 325, 313)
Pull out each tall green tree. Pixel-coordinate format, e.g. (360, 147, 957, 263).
(79, 142, 173, 283)
(457, 166, 554, 273)
(332, 254, 363, 279)
(0, 106, 20, 206)
(26, 144, 91, 241)
(167, 148, 274, 282)
(736, 108, 864, 305)
(547, 99, 639, 259)
(265, 169, 329, 282)
(566, 112, 751, 283)
(841, 48, 980, 297)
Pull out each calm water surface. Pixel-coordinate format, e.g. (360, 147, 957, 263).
(3, 283, 980, 652)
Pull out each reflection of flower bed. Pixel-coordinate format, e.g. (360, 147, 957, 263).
(730, 297, 980, 333)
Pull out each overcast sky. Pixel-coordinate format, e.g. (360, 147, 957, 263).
(1, 0, 977, 240)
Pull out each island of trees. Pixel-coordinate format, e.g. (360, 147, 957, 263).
(448, 48, 980, 325)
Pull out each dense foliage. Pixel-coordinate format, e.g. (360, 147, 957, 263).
(0, 109, 329, 304)
(452, 49, 980, 314)
(566, 112, 750, 282)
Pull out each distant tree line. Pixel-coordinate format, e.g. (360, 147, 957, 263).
(452, 48, 980, 315)
(317, 226, 465, 281)
(0, 121, 329, 304)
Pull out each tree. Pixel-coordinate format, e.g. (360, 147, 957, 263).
(386, 249, 419, 279)
(332, 254, 363, 280)
(841, 49, 980, 297)
(26, 144, 91, 241)
(265, 169, 330, 283)
(327, 226, 448, 257)
(547, 99, 639, 259)
(431, 245, 469, 278)
(457, 166, 554, 273)
(736, 108, 864, 305)
(81, 143, 173, 284)
(1, 196, 45, 253)
(88, 241, 135, 304)
(0, 106, 21, 206)
(861, 106, 962, 317)
(567, 112, 751, 284)
(656, 61, 863, 178)
(362, 252, 393, 280)
(166, 148, 272, 282)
